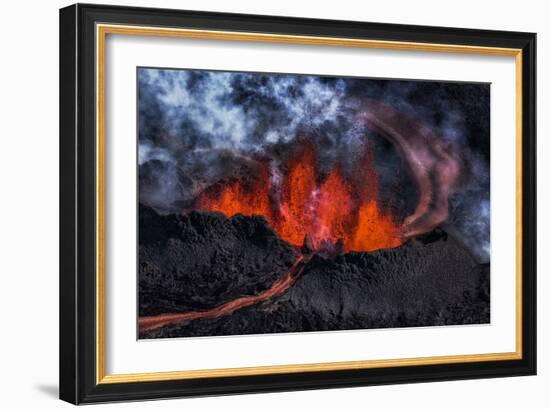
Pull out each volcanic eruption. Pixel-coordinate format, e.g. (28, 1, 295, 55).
(137, 68, 490, 338)
(139, 100, 468, 334)
(196, 142, 402, 254)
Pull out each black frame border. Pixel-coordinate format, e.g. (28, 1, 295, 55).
(59, 3, 536, 404)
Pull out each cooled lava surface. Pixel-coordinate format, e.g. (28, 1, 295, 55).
(138, 205, 489, 338)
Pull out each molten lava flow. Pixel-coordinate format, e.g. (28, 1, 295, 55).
(276, 147, 317, 245)
(312, 168, 354, 250)
(139, 254, 311, 333)
(347, 201, 402, 251)
(346, 143, 402, 251)
(196, 144, 402, 253)
(196, 164, 273, 223)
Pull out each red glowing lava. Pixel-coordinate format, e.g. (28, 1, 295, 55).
(196, 144, 402, 253)
(139, 254, 311, 333)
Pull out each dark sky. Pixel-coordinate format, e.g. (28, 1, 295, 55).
(137, 67, 490, 262)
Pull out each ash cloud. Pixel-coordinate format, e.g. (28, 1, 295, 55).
(138, 67, 490, 262)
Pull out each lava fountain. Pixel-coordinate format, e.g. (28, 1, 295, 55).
(195, 143, 403, 253)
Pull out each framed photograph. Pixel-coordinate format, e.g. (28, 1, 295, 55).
(59, 3, 536, 404)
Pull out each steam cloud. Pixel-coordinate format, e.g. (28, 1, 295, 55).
(138, 67, 490, 262)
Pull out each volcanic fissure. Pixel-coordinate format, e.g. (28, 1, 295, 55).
(138, 100, 463, 335)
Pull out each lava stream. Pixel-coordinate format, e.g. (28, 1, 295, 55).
(139, 253, 311, 334)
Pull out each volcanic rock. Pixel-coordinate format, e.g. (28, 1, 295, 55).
(139, 204, 296, 316)
(139, 206, 489, 339)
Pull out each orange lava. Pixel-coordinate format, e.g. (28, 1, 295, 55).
(196, 144, 402, 252)
(276, 147, 317, 245)
(347, 201, 402, 251)
(312, 168, 353, 248)
(196, 165, 273, 222)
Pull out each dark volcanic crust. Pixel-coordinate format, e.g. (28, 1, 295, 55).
(139, 206, 489, 339)
(139, 205, 297, 316)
